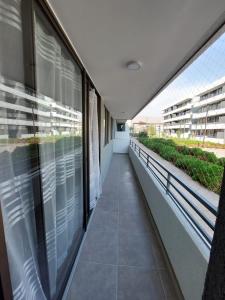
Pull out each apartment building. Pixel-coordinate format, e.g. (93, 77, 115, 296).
(192, 77, 225, 143)
(132, 121, 164, 136)
(163, 77, 225, 143)
(163, 98, 193, 138)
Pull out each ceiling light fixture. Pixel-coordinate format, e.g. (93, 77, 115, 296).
(126, 60, 142, 71)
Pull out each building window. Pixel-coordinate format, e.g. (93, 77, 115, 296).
(200, 87, 223, 101)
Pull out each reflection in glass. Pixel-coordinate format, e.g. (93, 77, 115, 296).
(34, 10, 83, 297)
(0, 0, 46, 298)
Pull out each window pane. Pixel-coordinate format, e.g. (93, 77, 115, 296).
(0, 1, 46, 299)
(34, 8, 83, 298)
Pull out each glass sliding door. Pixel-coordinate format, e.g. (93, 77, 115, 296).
(34, 6, 84, 299)
(0, 0, 47, 299)
(0, 1, 85, 299)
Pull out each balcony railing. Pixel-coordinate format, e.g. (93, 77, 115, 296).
(130, 140, 218, 249)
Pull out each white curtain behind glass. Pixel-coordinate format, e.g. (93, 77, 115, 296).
(89, 89, 101, 209)
(0, 85, 47, 300)
(35, 16, 83, 297)
(0, 0, 46, 299)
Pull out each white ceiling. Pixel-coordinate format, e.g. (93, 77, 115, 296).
(48, 0, 225, 119)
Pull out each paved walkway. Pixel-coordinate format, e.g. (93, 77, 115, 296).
(66, 154, 182, 300)
(202, 148, 225, 158)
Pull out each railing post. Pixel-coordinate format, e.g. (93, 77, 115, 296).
(135, 144, 136, 152)
(139, 148, 141, 157)
(166, 173, 171, 194)
(147, 155, 149, 168)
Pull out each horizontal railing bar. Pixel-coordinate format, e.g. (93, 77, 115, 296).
(141, 144, 215, 231)
(130, 139, 217, 246)
(149, 157, 213, 244)
(146, 162, 168, 190)
(168, 190, 212, 248)
(131, 139, 217, 216)
(147, 159, 169, 182)
(168, 179, 215, 231)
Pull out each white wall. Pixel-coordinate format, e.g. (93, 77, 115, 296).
(113, 131, 130, 153)
(129, 147, 209, 300)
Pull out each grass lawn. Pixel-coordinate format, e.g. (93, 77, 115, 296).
(172, 137, 225, 149)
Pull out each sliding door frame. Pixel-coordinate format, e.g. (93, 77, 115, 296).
(0, 0, 101, 299)
(21, 1, 51, 298)
(0, 208, 13, 300)
(97, 94, 102, 165)
(32, 1, 88, 299)
(83, 72, 90, 227)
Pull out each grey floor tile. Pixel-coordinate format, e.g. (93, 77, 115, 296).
(117, 187, 143, 202)
(118, 230, 156, 269)
(67, 261, 117, 300)
(117, 266, 165, 300)
(119, 209, 153, 234)
(97, 194, 118, 212)
(90, 209, 118, 231)
(101, 186, 118, 198)
(119, 196, 147, 214)
(79, 224, 118, 265)
(66, 154, 181, 300)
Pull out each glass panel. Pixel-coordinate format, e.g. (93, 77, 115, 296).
(34, 8, 83, 298)
(0, 0, 46, 299)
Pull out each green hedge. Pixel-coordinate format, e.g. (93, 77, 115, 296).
(138, 137, 223, 194)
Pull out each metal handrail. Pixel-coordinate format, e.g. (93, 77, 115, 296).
(130, 139, 218, 248)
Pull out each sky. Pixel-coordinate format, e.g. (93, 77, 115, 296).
(135, 31, 225, 121)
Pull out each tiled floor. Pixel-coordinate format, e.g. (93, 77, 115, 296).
(66, 154, 183, 300)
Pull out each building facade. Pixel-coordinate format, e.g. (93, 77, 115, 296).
(163, 77, 225, 143)
(132, 121, 164, 137)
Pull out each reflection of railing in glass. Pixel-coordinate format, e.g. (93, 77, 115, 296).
(0, 81, 83, 299)
(0, 83, 82, 141)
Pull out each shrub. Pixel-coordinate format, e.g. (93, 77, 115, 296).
(137, 137, 223, 193)
(174, 155, 223, 193)
(138, 131, 148, 138)
(219, 157, 225, 167)
(176, 145, 191, 155)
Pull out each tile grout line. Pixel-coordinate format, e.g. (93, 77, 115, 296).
(78, 258, 167, 270)
(72, 155, 178, 299)
(125, 154, 168, 299)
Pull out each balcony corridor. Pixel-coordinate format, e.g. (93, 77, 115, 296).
(66, 154, 183, 300)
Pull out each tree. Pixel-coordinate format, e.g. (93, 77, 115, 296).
(148, 125, 156, 136)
